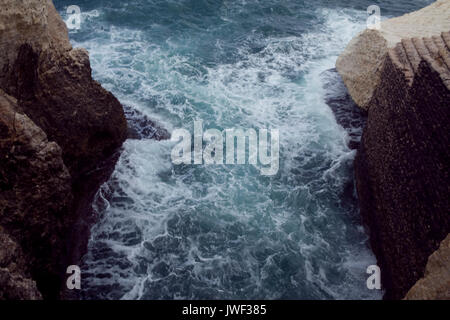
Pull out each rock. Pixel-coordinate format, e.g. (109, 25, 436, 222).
(0, 226, 42, 300)
(124, 105, 170, 141)
(0, 89, 72, 299)
(0, 0, 128, 299)
(354, 31, 450, 299)
(321, 68, 367, 150)
(336, 0, 450, 110)
(405, 235, 450, 300)
(0, 0, 128, 178)
(335, 0, 450, 300)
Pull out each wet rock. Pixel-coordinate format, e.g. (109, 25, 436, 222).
(321, 68, 367, 150)
(124, 105, 170, 141)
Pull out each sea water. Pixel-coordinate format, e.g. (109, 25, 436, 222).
(55, 0, 432, 300)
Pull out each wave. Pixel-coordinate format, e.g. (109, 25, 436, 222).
(65, 5, 383, 300)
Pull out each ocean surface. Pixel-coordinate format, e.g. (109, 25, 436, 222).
(55, 0, 432, 300)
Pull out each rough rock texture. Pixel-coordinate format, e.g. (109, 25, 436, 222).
(321, 68, 367, 150)
(336, 0, 450, 110)
(354, 31, 450, 299)
(405, 234, 450, 300)
(0, 0, 128, 299)
(0, 0, 128, 178)
(0, 226, 41, 300)
(0, 89, 72, 299)
(124, 105, 170, 141)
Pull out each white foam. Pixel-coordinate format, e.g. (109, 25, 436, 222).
(78, 7, 382, 300)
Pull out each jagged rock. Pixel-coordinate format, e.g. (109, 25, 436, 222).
(0, 0, 128, 299)
(0, 0, 128, 178)
(353, 31, 450, 299)
(336, 0, 450, 110)
(0, 89, 72, 299)
(0, 226, 42, 300)
(321, 68, 367, 150)
(405, 235, 450, 300)
(124, 105, 170, 141)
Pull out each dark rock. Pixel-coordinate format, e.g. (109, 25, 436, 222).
(0, 0, 128, 299)
(0, 226, 42, 300)
(322, 68, 367, 150)
(354, 32, 450, 299)
(124, 105, 170, 141)
(0, 90, 72, 299)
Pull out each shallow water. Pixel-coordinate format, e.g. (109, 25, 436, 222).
(54, 0, 432, 300)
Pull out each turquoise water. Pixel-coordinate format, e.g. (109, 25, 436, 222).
(55, 0, 432, 300)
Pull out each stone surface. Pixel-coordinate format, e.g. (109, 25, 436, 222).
(354, 32, 450, 299)
(321, 68, 367, 150)
(124, 105, 170, 141)
(0, 226, 42, 300)
(405, 235, 450, 300)
(0, 89, 71, 299)
(0, 0, 128, 299)
(0, 0, 128, 178)
(336, 0, 450, 110)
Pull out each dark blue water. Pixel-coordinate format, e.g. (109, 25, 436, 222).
(54, 0, 432, 300)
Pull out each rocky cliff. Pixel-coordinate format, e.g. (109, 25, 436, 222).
(0, 0, 128, 299)
(336, 1, 450, 300)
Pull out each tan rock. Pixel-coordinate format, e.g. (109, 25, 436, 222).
(0, 0, 71, 85)
(336, 0, 450, 110)
(405, 235, 450, 300)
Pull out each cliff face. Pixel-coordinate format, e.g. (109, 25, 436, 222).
(0, 0, 127, 299)
(354, 32, 450, 299)
(336, 1, 450, 300)
(0, 0, 127, 177)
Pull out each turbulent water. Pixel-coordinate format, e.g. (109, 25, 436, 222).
(55, 0, 432, 300)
